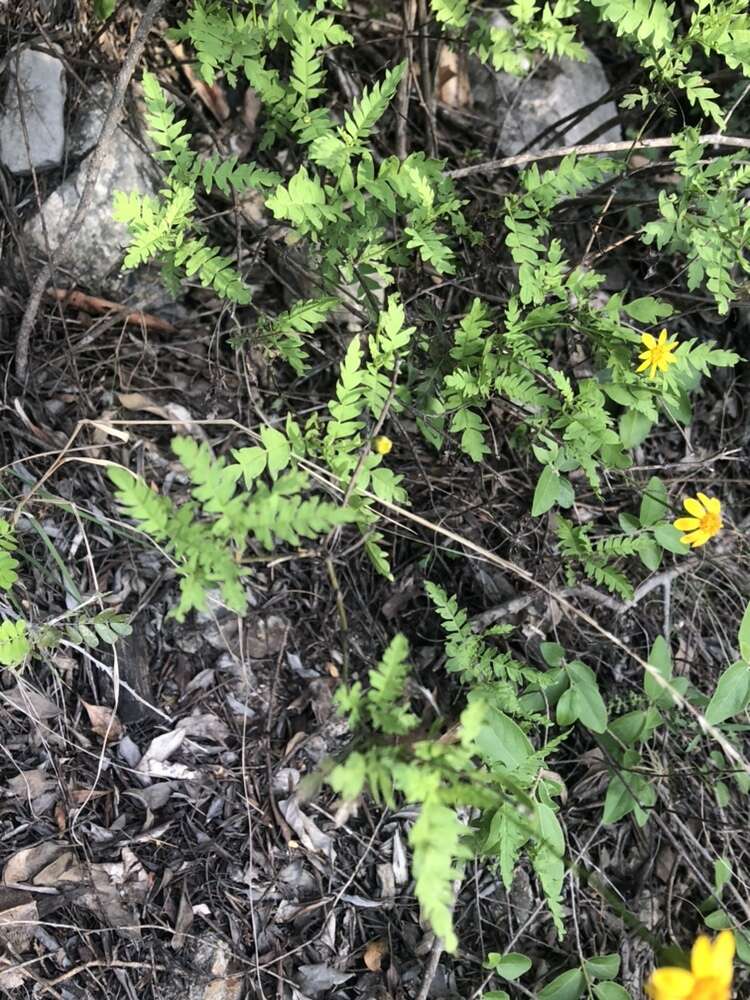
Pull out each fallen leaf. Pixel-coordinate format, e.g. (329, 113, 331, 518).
(0, 900, 38, 989)
(6, 769, 57, 813)
(203, 977, 244, 1000)
(3, 684, 60, 719)
(171, 884, 193, 951)
(3, 843, 68, 885)
(296, 963, 354, 995)
(176, 713, 230, 742)
(364, 938, 388, 972)
(436, 46, 472, 109)
(391, 828, 408, 886)
(278, 796, 335, 861)
(136, 728, 200, 780)
(81, 700, 125, 741)
(124, 782, 173, 811)
(117, 392, 206, 438)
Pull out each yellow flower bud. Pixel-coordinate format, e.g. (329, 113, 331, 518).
(373, 435, 393, 456)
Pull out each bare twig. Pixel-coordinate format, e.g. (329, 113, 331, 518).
(15, 0, 165, 383)
(415, 935, 445, 1000)
(396, 0, 417, 161)
(447, 132, 750, 179)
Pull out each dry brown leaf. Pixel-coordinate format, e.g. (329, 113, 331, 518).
(171, 885, 194, 951)
(3, 843, 68, 885)
(278, 795, 335, 861)
(6, 769, 57, 813)
(117, 392, 207, 438)
(176, 712, 230, 742)
(164, 38, 230, 122)
(81, 700, 125, 742)
(3, 684, 60, 719)
(436, 46, 472, 109)
(0, 900, 38, 990)
(203, 976, 244, 1000)
(364, 938, 388, 973)
(137, 728, 200, 781)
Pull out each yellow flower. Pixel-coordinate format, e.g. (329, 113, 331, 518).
(646, 930, 734, 1000)
(636, 328, 679, 378)
(373, 435, 393, 456)
(673, 493, 723, 548)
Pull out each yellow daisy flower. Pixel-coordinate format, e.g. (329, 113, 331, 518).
(646, 930, 734, 1000)
(673, 493, 723, 548)
(373, 435, 393, 456)
(636, 328, 679, 379)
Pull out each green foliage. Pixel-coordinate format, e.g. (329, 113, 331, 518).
(108, 0, 750, 971)
(0, 519, 19, 592)
(0, 619, 29, 668)
(642, 129, 750, 314)
(109, 436, 358, 620)
(328, 586, 572, 947)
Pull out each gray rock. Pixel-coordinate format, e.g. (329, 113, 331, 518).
(24, 132, 157, 284)
(67, 81, 110, 160)
(472, 22, 621, 155)
(0, 47, 66, 174)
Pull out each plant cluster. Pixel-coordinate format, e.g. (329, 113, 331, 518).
(59, 0, 750, 992)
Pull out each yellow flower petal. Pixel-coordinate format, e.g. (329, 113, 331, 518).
(641, 333, 657, 349)
(658, 328, 669, 344)
(692, 936, 714, 979)
(674, 517, 701, 531)
(681, 528, 710, 547)
(697, 493, 721, 516)
(646, 966, 695, 1000)
(684, 497, 705, 519)
(692, 930, 735, 986)
(636, 359, 651, 372)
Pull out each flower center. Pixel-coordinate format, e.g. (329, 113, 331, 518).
(700, 511, 721, 536)
(651, 344, 670, 363)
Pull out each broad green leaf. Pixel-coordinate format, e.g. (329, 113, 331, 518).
(476, 709, 534, 771)
(483, 993, 511, 1000)
(654, 522, 690, 554)
(538, 968, 586, 1000)
(736, 930, 750, 965)
(584, 954, 620, 980)
(568, 660, 607, 733)
(594, 984, 632, 1000)
(639, 538, 662, 572)
(619, 409, 652, 449)
(714, 857, 731, 893)
(94, 0, 116, 17)
(485, 953, 532, 980)
(705, 910, 732, 930)
(639, 476, 668, 526)
(541, 642, 565, 667)
(623, 297, 673, 322)
(644, 635, 677, 706)
(532, 466, 561, 517)
(618, 513, 641, 534)
(556, 687, 577, 727)
(705, 660, 750, 724)
(608, 708, 661, 746)
(739, 601, 750, 663)
(556, 475, 575, 508)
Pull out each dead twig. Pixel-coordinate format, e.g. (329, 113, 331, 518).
(15, 0, 165, 383)
(48, 288, 177, 334)
(448, 132, 750, 179)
